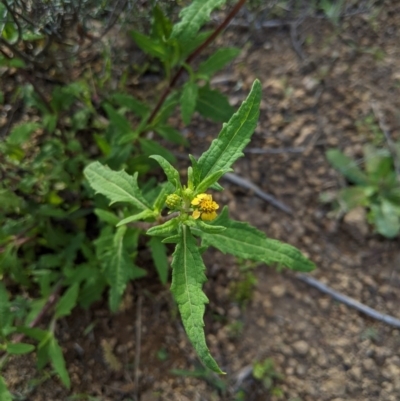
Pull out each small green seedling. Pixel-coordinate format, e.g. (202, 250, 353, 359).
(324, 144, 400, 238)
(253, 358, 284, 396)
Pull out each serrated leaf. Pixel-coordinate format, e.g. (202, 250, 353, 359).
(6, 342, 35, 355)
(195, 86, 234, 122)
(117, 209, 155, 227)
(0, 376, 12, 401)
(171, 0, 226, 43)
(84, 161, 151, 210)
(146, 218, 179, 237)
(326, 149, 369, 185)
(171, 226, 223, 373)
(105, 226, 146, 312)
(150, 155, 181, 189)
(149, 237, 169, 284)
(181, 81, 198, 125)
(110, 93, 149, 117)
(198, 48, 240, 77)
(7, 122, 40, 145)
(194, 220, 226, 234)
(48, 337, 70, 388)
(131, 30, 168, 60)
(198, 207, 315, 272)
(197, 80, 261, 184)
(55, 283, 79, 318)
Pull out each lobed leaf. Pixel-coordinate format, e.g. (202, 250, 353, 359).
(171, 226, 223, 373)
(84, 161, 151, 210)
(171, 0, 226, 43)
(198, 208, 315, 272)
(196, 80, 261, 184)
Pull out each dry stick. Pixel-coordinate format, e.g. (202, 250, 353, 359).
(134, 294, 143, 400)
(223, 172, 293, 215)
(297, 274, 400, 329)
(145, 0, 248, 129)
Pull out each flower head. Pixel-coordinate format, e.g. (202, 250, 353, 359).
(165, 194, 182, 210)
(191, 193, 219, 221)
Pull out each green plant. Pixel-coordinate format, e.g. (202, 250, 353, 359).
(84, 80, 315, 373)
(229, 259, 259, 307)
(0, 0, 315, 394)
(0, 0, 250, 392)
(253, 358, 284, 396)
(323, 144, 400, 238)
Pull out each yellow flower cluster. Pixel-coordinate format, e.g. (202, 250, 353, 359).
(191, 193, 219, 221)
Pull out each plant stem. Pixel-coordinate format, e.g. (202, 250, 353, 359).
(145, 0, 248, 129)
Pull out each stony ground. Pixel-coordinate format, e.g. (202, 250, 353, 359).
(4, 2, 400, 400)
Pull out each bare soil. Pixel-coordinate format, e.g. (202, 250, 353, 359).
(4, 2, 400, 401)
